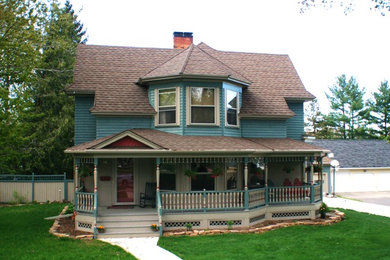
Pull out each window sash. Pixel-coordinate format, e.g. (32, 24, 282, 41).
(157, 88, 177, 125)
(225, 89, 239, 126)
(190, 87, 216, 124)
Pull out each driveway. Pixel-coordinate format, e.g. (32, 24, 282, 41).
(337, 191, 390, 207)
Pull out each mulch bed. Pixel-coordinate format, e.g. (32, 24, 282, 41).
(163, 210, 345, 237)
(49, 206, 93, 239)
(55, 216, 92, 237)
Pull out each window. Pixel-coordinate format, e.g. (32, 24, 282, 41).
(190, 163, 215, 191)
(190, 87, 216, 124)
(226, 89, 238, 126)
(157, 88, 177, 125)
(159, 163, 176, 191)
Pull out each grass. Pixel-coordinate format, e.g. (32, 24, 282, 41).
(0, 203, 135, 260)
(158, 210, 390, 260)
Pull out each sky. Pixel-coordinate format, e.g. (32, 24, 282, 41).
(68, 0, 390, 113)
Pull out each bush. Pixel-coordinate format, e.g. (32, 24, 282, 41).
(11, 191, 27, 204)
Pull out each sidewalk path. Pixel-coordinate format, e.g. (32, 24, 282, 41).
(324, 196, 390, 218)
(100, 237, 182, 260)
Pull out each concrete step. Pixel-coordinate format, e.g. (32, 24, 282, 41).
(97, 231, 160, 238)
(98, 214, 158, 222)
(103, 225, 154, 233)
(100, 221, 157, 228)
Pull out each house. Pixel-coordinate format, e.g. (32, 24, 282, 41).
(66, 32, 328, 238)
(310, 139, 390, 194)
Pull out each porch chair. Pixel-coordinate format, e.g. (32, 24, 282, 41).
(139, 182, 156, 208)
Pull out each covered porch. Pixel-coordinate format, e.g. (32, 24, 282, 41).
(73, 155, 324, 237)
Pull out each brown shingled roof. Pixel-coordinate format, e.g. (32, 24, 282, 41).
(65, 129, 325, 154)
(68, 43, 314, 117)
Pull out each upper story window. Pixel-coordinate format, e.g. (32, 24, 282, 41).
(226, 89, 239, 126)
(157, 88, 179, 125)
(189, 87, 217, 124)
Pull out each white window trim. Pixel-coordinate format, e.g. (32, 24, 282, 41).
(186, 87, 220, 126)
(155, 87, 180, 127)
(225, 89, 240, 128)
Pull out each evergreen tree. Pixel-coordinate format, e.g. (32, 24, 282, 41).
(326, 75, 366, 139)
(28, 0, 86, 175)
(367, 80, 390, 138)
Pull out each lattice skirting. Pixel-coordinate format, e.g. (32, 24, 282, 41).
(209, 220, 242, 226)
(164, 221, 201, 228)
(272, 211, 309, 218)
(76, 221, 93, 232)
(250, 214, 265, 223)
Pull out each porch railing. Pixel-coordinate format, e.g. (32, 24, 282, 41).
(248, 188, 266, 209)
(314, 183, 321, 202)
(75, 190, 95, 213)
(160, 190, 244, 212)
(159, 184, 322, 212)
(268, 185, 312, 204)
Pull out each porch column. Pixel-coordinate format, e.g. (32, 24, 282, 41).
(303, 158, 307, 184)
(319, 157, 323, 200)
(74, 158, 79, 192)
(93, 158, 98, 239)
(156, 158, 160, 191)
(310, 157, 314, 184)
(264, 158, 269, 205)
(244, 158, 249, 210)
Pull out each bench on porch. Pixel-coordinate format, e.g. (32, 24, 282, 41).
(139, 182, 156, 208)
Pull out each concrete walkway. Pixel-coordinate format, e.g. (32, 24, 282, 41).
(324, 196, 390, 218)
(100, 237, 182, 260)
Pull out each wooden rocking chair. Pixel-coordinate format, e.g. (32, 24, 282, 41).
(139, 182, 156, 208)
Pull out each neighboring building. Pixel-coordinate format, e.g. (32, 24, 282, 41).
(311, 139, 390, 193)
(66, 32, 328, 238)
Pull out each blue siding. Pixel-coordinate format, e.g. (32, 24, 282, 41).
(286, 102, 304, 140)
(96, 116, 153, 138)
(241, 119, 287, 138)
(75, 96, 96, 145)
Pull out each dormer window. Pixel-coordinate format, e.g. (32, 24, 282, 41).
(189, 87, 219, 125)
(156, 87, 179, 125)
(225, 89, 239, 126)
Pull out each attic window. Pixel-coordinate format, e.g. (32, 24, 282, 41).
(189, 87, 217, 125)
(157, 88, 179, 125)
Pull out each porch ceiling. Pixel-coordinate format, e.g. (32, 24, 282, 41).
(65, 129, 328, 157)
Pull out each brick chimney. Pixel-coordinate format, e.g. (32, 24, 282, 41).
(173, 32, 193, 49)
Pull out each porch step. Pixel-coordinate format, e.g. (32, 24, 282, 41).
(97, 212, 159, 238)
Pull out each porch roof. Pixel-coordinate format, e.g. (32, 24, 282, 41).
(65, 129, 328, 157)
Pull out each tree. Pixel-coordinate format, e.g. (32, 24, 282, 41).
(367, 80, 390, 138)
(0, 0, 86, 174)
(0, 0, 47, 173)
(299, 0, 390, 15)
(27, 0, 86, 175)
(326, 75, 367, 139)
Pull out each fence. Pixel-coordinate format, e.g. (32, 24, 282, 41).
(0, 173, 74, 203)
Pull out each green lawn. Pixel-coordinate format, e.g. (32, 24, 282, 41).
(159, 210, 390, 260)
(0, 203, 135, 260)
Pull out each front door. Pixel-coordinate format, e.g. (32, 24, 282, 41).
(116, 158, 134, 203)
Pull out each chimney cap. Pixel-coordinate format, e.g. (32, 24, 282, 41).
(173, 32, 193, 38)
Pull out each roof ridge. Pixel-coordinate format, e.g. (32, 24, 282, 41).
(141, 46, 190, 78)
(180, 44, 194, 74)
(196, 44, 251, 83)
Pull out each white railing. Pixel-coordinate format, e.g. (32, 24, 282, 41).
(248, 188, 266, 208)
(268, 186, 311, 204)
(314, 184, 321, 202)
(160, 190, 244, 211)
(75, 191, 95, 213)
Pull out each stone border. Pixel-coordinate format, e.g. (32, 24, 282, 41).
(163, 210, 345, 237)
(49, 205, 93, 240)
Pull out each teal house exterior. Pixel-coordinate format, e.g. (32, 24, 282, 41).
(66, 32, 328, 238)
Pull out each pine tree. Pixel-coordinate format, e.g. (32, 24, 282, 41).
(367, 80, 390, 138)
(325, 75, 366, 139)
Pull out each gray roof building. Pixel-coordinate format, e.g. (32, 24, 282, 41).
(311, 139, 390, 168)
